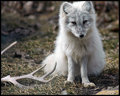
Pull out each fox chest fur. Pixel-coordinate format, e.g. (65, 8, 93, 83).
(61, 31, 94, 64)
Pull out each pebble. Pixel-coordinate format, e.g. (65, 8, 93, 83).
(96, 90, 119, 95)
(61, 90, 68, 95)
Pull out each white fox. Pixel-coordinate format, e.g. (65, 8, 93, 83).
(42, 1, 106, 87)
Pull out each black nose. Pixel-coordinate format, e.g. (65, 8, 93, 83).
(79, 34, 84, 38)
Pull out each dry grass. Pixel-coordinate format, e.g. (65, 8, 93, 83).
(1, 4, 119, 94)
(1, 27, 119, 95)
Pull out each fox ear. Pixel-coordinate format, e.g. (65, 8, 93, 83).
(82, 1, 93, 12)
(62, 2, 73, 14)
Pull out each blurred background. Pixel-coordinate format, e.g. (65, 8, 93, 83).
(1, 1, 119, 95)
(1, 1, 119, 48)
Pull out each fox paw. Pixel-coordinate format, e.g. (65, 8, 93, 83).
(83, 82, 96, 88)
(64, 80, 74, 86)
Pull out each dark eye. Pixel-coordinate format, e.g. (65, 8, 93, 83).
(71, 21, 76, 25)
(83, 20, 88, 24)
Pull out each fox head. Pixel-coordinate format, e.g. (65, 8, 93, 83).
(60, 1, 96, 39)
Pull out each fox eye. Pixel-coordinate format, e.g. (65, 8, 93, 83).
(71, 21, 76, 25)
(83, 20, 88, 24)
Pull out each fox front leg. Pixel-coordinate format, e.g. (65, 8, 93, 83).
(65, 56, 75, 84)
(81, 57, 96, 87)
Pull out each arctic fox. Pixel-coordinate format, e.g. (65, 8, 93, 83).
(42, 1, 106, 87)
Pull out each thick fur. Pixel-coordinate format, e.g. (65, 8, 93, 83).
(42, 1, 106, 83)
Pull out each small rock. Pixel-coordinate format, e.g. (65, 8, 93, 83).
(61, 90, 68, 95)
(25, 54, 32, 59)
(96, 90, 119, 95)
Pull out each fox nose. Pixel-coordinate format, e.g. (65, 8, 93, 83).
(79, 34, 84, 38)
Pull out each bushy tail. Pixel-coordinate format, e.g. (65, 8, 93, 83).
(42, 54, 56, 75)
(42, 53, 68, 76)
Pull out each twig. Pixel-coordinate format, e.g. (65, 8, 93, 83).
(1, 41, 17, 55)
